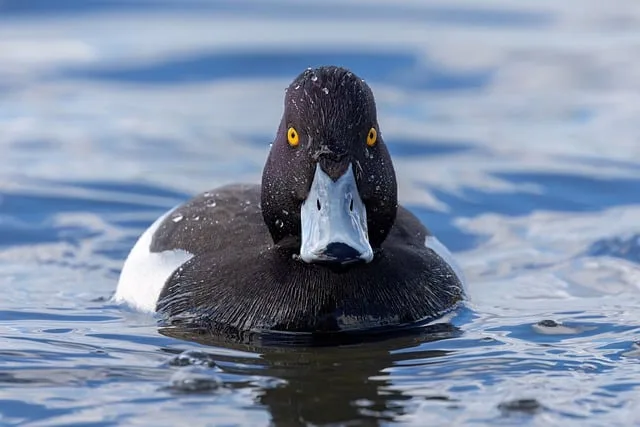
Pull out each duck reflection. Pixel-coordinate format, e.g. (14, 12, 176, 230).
(160, 323, 459, 426)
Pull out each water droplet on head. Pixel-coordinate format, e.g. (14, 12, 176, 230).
(322, 87, 329, 95)
(193, 215, 200, 221)
(295, 85, 300, 90)
(311, 75, 318, 82)
(275, 219, 284, 228)
(206, 199, 217, 208)
(172, 214, 183, 223)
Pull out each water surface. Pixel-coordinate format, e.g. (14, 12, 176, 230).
(2, 1, 640, 425)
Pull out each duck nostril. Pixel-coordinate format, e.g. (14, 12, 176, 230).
(316, 199, 321, 211)
(349, 199, 354, 212)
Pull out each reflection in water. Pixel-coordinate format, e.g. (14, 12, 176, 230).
(160, 324, 459, 426)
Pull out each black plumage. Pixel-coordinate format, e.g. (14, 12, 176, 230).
(151, 66, 464, 336)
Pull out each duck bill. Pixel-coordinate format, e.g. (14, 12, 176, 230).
(300, 163, 374, 265)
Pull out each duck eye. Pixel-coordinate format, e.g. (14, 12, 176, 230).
(287, 127, 299, 147)
(366, 127, 377, 147)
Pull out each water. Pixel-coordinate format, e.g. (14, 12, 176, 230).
(2, 1, 640, 425)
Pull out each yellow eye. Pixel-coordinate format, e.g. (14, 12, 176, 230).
(366, 127, 377, 147)
(287, 127, 299, 147)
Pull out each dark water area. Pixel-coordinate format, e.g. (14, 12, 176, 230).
(2, 1, 640, 425)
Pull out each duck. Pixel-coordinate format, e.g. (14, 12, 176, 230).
(114, 66, 465, 336)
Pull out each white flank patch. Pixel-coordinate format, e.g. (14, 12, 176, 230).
(425, 236, 466, 285)
(114, 208, 194, 312)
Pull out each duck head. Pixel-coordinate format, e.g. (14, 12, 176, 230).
(261, 66, 398, 265)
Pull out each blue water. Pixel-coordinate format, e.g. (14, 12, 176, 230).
(2, 1, 640, 425)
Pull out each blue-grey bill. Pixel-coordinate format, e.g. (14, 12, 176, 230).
(300, 163, 374, 264)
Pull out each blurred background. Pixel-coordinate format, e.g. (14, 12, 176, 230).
(1, 1, 640, 426)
